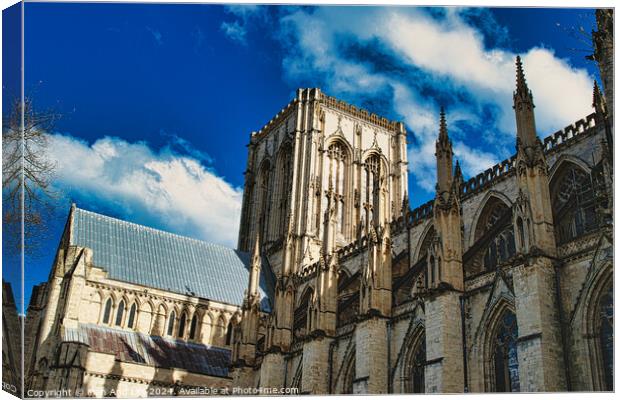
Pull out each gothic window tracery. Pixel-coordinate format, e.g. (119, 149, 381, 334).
(274, 144, 293, 239)
(327, 142, 349, 238)
(362, 154, 382, 232)
(471, 199, 515, 275)
(551, 165, 597, 244)
(491, 309, 520, 392)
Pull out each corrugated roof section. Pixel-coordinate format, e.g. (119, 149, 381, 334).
(64, 324, 231, 377)
(71, 207, 273, 311)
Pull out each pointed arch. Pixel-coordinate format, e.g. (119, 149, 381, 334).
(481, 297, 519, 392)
(101, 297, 113, 325)
(271, 140, 294, 240)
(325, 138, 352, 240)
(467, 193, 515, 275)
(178, 311, 188, 338)
(167, 309, 177, 337)
(414, 222, 435, 263)
(401, 324, 426, 393)
(127, 302, 138, 329)
(337, 271, 360, 327)
(468, 191, 513, 247)
(294, 286, 314, 338)
(189, 313, 199, 340)
(342, 348, 356, 394)
(115, 297, 128, 327)
(548, 154, 592, 183)
(577, 258, 613, 391)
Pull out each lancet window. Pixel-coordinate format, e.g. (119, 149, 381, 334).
(404, 333, 426, 393)
(491, 310, 520, 392)
(327, 142, 348, 237)
(127, 303, 137, 329)
(293, 289, 313, 338)
(362, 154, 382, 231)
(274, 144, 293, 239)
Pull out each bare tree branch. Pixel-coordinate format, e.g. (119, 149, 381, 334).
(2, 97, 60, 257)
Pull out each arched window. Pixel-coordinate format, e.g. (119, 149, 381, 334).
(294, 289, 313, 338)
(127, 303, 137, 329)
(257, 161, 271, 240)
(225, 322, 233, 345)
(115, 300, 125, 326)
(337, 271, 360, 327)
(362, 154, 381, 231)
(167, 311, 176, 336)
(189, 315, 198, 340)
(473, 199, 515, 273)
(516, 217, 526, 251)
(404, 333, 426, 393)
(552, 165, 597, 244)
(102, 298, 112, 324)
(327, 141, 348, 236)
(597, 283, 613, 391)
(491, 310, 520, 392)
(274, 144, 293, 238)
(178, 313, 187, 338)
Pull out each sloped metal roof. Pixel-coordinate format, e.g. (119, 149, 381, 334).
(64, 323, 231, 377)
(70, 207, 273, 311)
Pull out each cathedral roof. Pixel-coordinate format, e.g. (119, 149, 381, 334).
(64, 323, 231, 378)
(69, 207, 274, 312)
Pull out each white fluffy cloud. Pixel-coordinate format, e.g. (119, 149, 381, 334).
(264, 7, 595, 194)
(47, 134, 243, 247)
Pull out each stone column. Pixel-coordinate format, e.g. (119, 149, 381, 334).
(259, 351, 286, 389)
(354, 316, 389, 394)
(513, 258, 567, 391)
(301, 336, 333, 394)
(424, 291, 464, 393)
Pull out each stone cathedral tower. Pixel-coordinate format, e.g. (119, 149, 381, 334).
(234, 88, 408, 393)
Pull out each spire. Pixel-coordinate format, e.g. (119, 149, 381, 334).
(593, 80, 607, 116)
(248, 232, 261, 298)
(515, 56, 530, 97)
(513, 56, 538, 148)
(438, 106, 449, 143)
(435, 107, 453, 194)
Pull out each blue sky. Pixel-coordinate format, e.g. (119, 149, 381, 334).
(3, 3, 601, 311)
